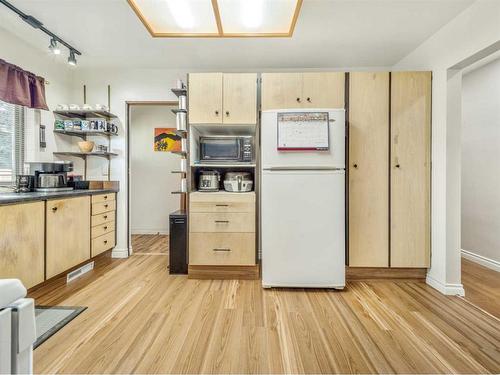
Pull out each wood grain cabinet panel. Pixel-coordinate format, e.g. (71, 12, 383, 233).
(92, 231, 116, 258)
(46, 197, 91, 279)
(222, 73, 257, 124)
(302, 72, 345, 109)
(92, 200, 116, 215)
(91, 193, 115, 204)
(189, 233, 255, 265)
(190, 212, 255, 233)
(188, 73, 223, 124)
(0, 202, 45, 288)
(349, 72, 390, 267)
(390, 71, 431, 268)
(261, 73, 303, 110)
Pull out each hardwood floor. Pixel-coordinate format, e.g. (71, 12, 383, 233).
(462, 257, 500, 318)
(131, 234, 168, 254)
(29, 240, 500, 374)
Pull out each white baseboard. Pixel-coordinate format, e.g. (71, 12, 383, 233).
(426, 275, 465, 296)
(461, 249, 500, 272)
(131, 229, 169, 235)
(111, 248, 130, 258)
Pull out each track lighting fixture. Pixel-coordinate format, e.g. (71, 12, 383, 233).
(48, 37, 61, 55)
(68, 50, 77, 66)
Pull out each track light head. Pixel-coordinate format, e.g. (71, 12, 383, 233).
(49, 37, 61, 55)
(68, 50, 77, 66)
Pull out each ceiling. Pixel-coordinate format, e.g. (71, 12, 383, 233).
(0, 0, 474, 70)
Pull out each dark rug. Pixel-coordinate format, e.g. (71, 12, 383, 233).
(34, 306, 87, 349)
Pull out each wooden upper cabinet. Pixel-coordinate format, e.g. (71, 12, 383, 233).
(261, 73, 303, 111)
(222, 73, 257, 124)
(46, 196, 91, 279)
(188, 73, 223, 124)
(390, 71, 431, 268)
(349, 72, 389, 267)
(0, 202, 45, 289)
(302, 72, 345, 109)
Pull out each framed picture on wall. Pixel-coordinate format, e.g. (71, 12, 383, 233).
(154, 128, 181, 152)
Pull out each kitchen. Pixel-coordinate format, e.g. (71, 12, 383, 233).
(1, 0, 499, 374)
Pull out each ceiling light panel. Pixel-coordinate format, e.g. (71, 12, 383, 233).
(128, 0, 219, 35)
(217, 0, 301, 35)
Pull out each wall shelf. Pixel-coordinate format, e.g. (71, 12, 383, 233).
(54, 110, 118, 119)
(171, 88, 187, 97)
(53, 151, 118, 159)
(171, 171, 187, 174)
(191, 162, 256, 168)
(171, 108, 187, 115)
(171, 191, 187, 195)
(54, 129, 118, 140)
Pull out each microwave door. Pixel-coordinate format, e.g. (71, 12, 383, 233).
(201, 138, 241, 161)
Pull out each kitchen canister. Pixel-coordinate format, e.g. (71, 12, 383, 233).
(179, 95, 187, 110)
(176, 111, 187, 131)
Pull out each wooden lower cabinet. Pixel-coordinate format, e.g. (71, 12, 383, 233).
(46, 196, 91, 279)
(189, 192, 256, 272)
(91, 193, 116, 257)
(0, 202, 45, 288)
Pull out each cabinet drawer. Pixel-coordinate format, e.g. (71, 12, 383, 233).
(92, 231, 116, 257)
(92, 211, 114, 226)
(189, 233, 255, 265)
(190, 212, 255, 233)
(190, 201, 254, 213)
(92, 193, 115, 204)
(92, 221, 115, 239)
(92, 200, 116, 215)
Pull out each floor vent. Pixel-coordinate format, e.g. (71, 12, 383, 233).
(66, 261, 95, 283)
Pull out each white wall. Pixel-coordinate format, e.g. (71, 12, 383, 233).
(394, 0, 500, 294)
(130, 104, 180, 235)
(461, 57, 500, 268)
(0, 28, 83, 172)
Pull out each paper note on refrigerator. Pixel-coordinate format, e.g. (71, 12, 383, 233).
(277, 112, 330, 151)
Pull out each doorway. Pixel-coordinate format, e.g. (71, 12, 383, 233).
(127, 102, 180, 256)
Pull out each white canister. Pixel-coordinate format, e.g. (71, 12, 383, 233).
(181, 137, 188, 152)
(176, 112, 187, 131)
(178, 95, 187, 110)
(180, 158, 187, 172)
(180, 178, 187, 192)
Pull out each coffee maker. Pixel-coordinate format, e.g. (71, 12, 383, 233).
(26, 161, 74, 192)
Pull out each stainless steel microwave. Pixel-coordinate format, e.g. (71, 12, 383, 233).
(199, 136, 253, 162)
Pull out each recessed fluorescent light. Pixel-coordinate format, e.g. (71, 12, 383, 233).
(167, 0, 195, 29)
(241, 0, 263, 29)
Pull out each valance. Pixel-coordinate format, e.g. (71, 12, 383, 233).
(0, 59, 49, 110)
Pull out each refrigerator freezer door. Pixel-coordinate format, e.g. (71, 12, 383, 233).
(261, 170, 345, 288)
(261, 109, 345, 169)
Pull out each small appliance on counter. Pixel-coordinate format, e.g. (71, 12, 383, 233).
(198, 170, 220, 192)
(224, 172, 253, 192)
(26, 161, 74, 192)
(199, 136, 253, 163)
(67, 175, 90, 190)
(15, 175, 35, 193)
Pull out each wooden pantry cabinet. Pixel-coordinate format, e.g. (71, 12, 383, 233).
(261, 72, 345, 110)
(188, 73, 257, 124)
(46, 196, 91, 279)
(348, 72, 390, 267)
(0, 202, 45, 288)
(390, 72, 431, 268)
(348, 71, 431, 269)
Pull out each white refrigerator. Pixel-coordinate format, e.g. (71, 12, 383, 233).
(261, 109, 345, 289)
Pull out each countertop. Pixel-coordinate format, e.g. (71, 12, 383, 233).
(0, 189, 119, 205)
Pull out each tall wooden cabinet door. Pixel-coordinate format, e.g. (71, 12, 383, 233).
(0, 202, 45, 288)
(46, 196, 91, 279)
(261, 73, 303, 111)
(391, 72, 431, 268)
(222, 73, 257, 124)
(349, 72, 390, 267)
(188, 73, 223, 124)
(302, 72, 345, 109)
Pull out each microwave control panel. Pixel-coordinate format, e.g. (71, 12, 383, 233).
(242, 139, 253, 161)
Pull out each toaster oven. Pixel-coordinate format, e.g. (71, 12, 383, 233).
(199, 136, 253, 163)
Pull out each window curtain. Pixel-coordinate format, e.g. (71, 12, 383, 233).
(0, 59, 49, 110)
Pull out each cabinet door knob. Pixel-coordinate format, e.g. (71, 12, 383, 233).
(307, 97, 311, 102)
(104, 240, 108, 244)
(104, 204, 109, 208)
(104, 196, 108, 199)
(52, 207, 58, 212)
(215, 110, 219, 115)
(104, 215, 108, 219)
(225, 111, 229, 116)
(104, 226, 108, 230)
(353, 164, 358, 169)
(296, 97, 301, 103)
(396, 164, 401, 168)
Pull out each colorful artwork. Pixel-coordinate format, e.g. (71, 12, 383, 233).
(154, 128, 181, 152)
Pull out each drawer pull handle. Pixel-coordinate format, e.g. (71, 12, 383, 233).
(52, 207, 58, 212)
(104, 226, 108, 230)
(213, 248, 231, 252)
(214, 220, 229, 224)
(104, 240, 108, 244)
(103, 215, 108, 219)
(104, 196, 108, 199)
(215, 204, 229, 207)
(104, 204, 109, 208)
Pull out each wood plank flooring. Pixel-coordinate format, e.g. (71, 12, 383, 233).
(131, 234, 168, 254)
(462, 257, 500, 318)
(29, 237, 500, 374)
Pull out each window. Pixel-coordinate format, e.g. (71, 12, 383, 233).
(0, 100, 25, 185)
